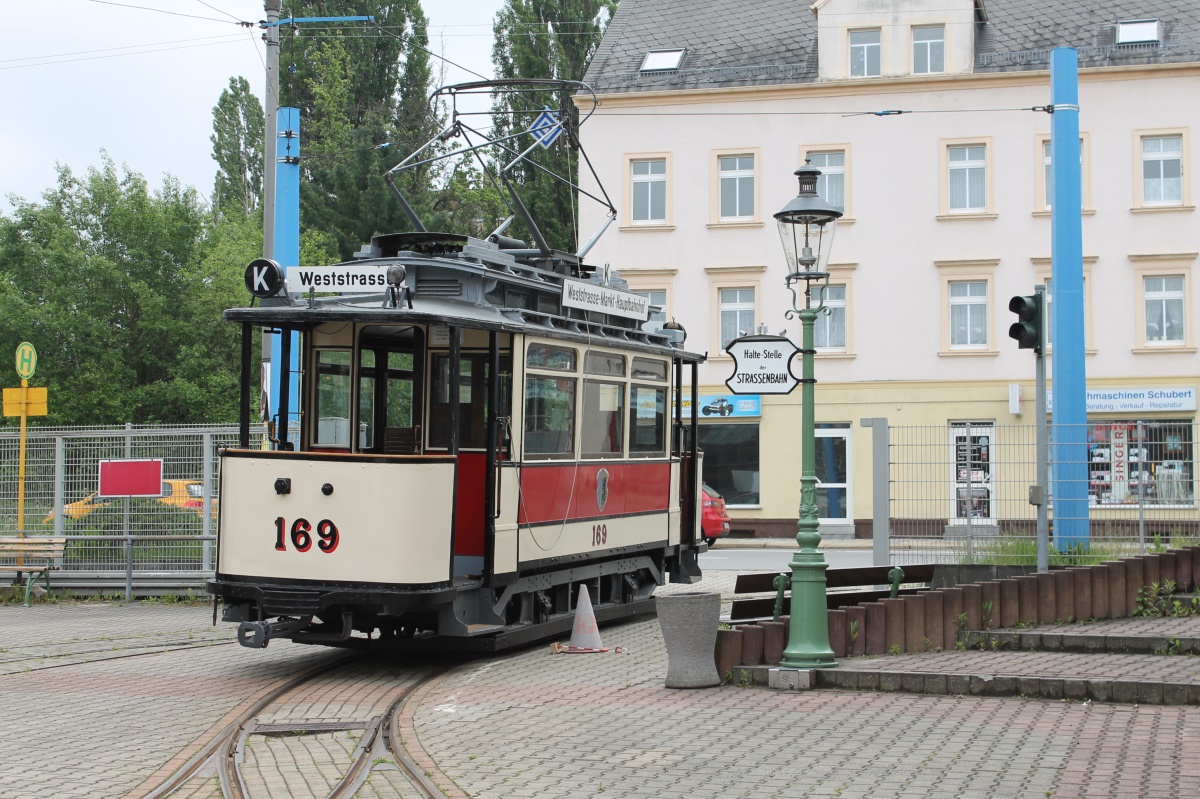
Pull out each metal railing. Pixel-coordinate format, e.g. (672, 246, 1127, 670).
(877, 421, 1198, 565)
(1, 424, 266, 594)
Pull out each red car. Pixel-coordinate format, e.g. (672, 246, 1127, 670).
(701, 484, 731, 545)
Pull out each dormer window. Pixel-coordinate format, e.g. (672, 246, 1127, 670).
(1116, 19, 1161, 44)
(640, 49, 685, 72)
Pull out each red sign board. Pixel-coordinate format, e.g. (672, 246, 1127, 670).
(98, 459, 164, 498)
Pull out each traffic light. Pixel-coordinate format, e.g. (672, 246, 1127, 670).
(1008, 293, 1043, 352)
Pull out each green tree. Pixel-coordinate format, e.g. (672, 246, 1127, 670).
(279, 2, 444, 258)
(491, 0, 617, 252)
(0, 157, 250, 425)
(210, 76, 265, 220)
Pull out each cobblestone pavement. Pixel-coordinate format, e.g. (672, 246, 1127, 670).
(840, 650, 1200, 683)
(414, 616, 1200, 799)
(4, 588, 1200, 799)
(0, 603, 337, 799)
(1010, 616, 1200, 638)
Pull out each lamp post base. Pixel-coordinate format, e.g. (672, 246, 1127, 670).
(779, 553, 837, 669)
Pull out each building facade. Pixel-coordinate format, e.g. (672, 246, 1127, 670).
(576, 0, 1199, 537)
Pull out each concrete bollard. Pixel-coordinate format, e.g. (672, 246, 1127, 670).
(1103, 562, 1127, 619)
(760, 621, 786, 665)
(1055, 569, 1074, 623)
(828, 610, 848, 659)
(1124, 558, 1144, 616)
(1016, 576, 1039, 625)
(924, 591, 945, 651)
(863, 603, 886, 656)
(882, 598, 906, 653)
(979, 582, 1000, 630)
(961, 583, 982, 631)
(1089, 564, 1109, 620)
(941, 588, 963, 650)
(1070, 568, 1092, 622)
(1176, 548, 1193, 593)
(998, 579, 1020, 628)
(1036, 572, 1057, 625)
(903, 594, 928, 652)
(738, 624, 765, 666)
(845, 605, 866, 657)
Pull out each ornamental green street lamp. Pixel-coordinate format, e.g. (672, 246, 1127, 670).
(773, 162, 842, 669)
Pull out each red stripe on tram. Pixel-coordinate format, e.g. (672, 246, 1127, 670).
(517, 462, 672, 525)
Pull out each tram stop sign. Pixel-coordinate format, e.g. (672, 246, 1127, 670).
(724, 335, 799, 395)
(15, 342, 36, 379)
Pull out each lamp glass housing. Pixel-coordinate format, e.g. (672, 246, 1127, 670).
(776, 216, 837, 281)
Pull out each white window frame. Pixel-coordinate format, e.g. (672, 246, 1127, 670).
(630, 158, 667, 224)
(949, 281, 989, 349)
(912, 25, 945, 74)
(808, 151, 845, 215)
(1141, 135, 1183, 206)
(948, 145, 987, 214)
(1143, 275, 1186, 345)
(937, 260, 998, 356)
(1133, 129, 1192, 211)
(815, 424, 852, 525)
(718, 287, 756, 350)
(621, 152, 673, 230)
(1131, 254, 1196, 352)
(633, 288, 668, 334)
(718, 155, 755, 221)
(814, 283, 847, 351)
(849, 29, 881, 78)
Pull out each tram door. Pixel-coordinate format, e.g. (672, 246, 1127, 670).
(358, 330, 423, 455)
(427, 343, 512, 577)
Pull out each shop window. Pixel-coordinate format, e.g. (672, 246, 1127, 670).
(699, 423, 760, 506)
(1087, 421, 1194, 506)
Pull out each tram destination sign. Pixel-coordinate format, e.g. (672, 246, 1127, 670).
(724, 335, 799, 395)
(286, 264, 392, 294)
(560, 279, 649, 321)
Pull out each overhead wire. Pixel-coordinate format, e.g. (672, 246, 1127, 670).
(87, 0, 250, 26)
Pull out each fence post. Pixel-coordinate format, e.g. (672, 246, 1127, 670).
(53, 437, 65, 538)
(202, 432, 213, 571)
(860, 418, 890, 566)
(124, 423, 132, 600)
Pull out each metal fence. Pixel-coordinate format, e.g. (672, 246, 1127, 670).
(886, 421, 1199, 565)
(0, 424, 266, 590)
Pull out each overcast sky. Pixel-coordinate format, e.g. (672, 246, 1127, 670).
(0, 0, 503, 214)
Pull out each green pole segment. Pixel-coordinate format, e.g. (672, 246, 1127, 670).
(779, 301, 836, 669)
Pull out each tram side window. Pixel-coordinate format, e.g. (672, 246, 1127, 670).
(629, 385, 666, 457)
(524, 376, 576, 458)
(315, 350, 353, 447)
(582, 381, 625, 458)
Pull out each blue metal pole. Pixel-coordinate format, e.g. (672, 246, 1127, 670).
(1050, 48, 1089, 548)
(271, 107, 302, 448)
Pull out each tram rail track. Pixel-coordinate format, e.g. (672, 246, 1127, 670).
(140, 654, 456, 799)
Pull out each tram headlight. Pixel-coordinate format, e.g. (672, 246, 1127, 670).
(387, 265, 407, 287)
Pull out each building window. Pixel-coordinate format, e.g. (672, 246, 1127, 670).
(719, 155, 755, 220)
(808, 151, 845, 213)
(1088, 421, 1193, 507)
(913, 25, 944, 74)
(1142, 135, 1183, 205)
(849, 29, 880, 77)
(631, 159, 666, 223)
(949, 281, 988, 347)
(815, 285, 846, 349)
(633, 289, 667, 333)
(699, 423, 760, 506)
(1144, 275, 1185, 344)
(948, 145, 987, 213)
(719, 287, 755, 349)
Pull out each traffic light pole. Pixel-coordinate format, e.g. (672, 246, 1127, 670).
(1034, 284, 1049, 573)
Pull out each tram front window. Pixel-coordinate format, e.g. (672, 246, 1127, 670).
(358, 341, 418, 455)
(315, 350, 353, 447)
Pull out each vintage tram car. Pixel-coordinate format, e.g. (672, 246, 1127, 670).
(208, 81, 707, 649)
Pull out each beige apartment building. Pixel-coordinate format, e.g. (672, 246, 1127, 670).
(576, 0, 1199, 537)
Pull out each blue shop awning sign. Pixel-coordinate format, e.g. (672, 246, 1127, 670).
(680, 394, 761, 418)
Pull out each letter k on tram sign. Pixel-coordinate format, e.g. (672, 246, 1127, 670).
(725, 335, 799, 395)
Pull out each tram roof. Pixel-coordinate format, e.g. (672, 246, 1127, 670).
(226, 293, 705, 363)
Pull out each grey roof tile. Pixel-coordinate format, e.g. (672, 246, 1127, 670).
(584, 0, 1200, 93)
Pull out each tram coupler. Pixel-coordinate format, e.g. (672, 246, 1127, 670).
(237, 616, 312, 649)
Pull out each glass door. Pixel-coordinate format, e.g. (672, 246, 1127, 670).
(951, 422, 995, 523)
